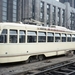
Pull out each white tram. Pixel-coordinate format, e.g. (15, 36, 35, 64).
(0, 22, 75, 63)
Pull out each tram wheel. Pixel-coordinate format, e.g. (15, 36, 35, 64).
(38, 55, 44, 61)
(65, 51, 74, 57)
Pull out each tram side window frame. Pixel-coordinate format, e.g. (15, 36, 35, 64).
(9, 29, 18, 43)
(61, 34, 66, 42)
(38, 31, 46, 42)
(0, 29, 7, 43)
(67, 34, 71, 42)
(27, 31, 37, 43)
(47, 32, 54, 42)
(19, 30, 26, 43)
(55, 33, 61, 42)
(72, 34, 75, 42)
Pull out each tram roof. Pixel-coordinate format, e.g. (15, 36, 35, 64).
(0, 22, 75, 33)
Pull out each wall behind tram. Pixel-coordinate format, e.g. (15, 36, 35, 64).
(20, 0, 75, 30)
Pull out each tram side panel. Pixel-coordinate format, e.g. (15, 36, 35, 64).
(0, 42, 75, 63)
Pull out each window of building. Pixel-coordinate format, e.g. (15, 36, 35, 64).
(47, 4, 50, 10)
(27, 31, 37, 43)
(47, 4, 50, 26)
(12, 0, 17, 22)
(13, 18, 16, 21)
(13, 5, 17, 10)
(13, 0, 17, 5)
(47, 14, 49, 21)
(3, 7, 7, 11)
(13, 0, 17, 1)
(57, 8, 61, 26)
(9, 30, 17, 43)
(40, 12, 43, 19)
(3, 2, 7, 7)
(32, 0, 35, 19)
(13, 10, 16, 13)
(3, 11, 7, 16)
(61, 34, 66, 42)
(55, 33, 61, 42)
(67, 34, 71, 42)
(62, 9, 65, 27)
(47, 14, 50, 26)
(52, 6, 56, 25)
(40, 12, 44, 22)
(70, 12, 75, 30)
(13, 14, 16, 17)
(2, 0, 7, 22)
(3, 0, 7, 2)
(0, 29, 7, 43)
(40, 1, 44, 22)
(47, 32, 54, 42)
(2, 16, 7, 21)
(58, 8, 60, 17)
(40, 1, 44, 8)
(19, 30, 26, 43)
(38, 32, 46, 42)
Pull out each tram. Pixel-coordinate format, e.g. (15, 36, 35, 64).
(0, 22, 75, 63)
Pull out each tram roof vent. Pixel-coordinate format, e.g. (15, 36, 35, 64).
(18, 21, 23, 24)
(24, 19, 44, 26)
(50, 25, 56, 28)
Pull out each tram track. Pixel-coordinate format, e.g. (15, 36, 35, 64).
(1, 55, 75, 75)
(14, 58, 75, 75)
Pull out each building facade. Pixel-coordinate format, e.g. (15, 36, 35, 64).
(0, 0, 75, 30)
(0, 0, 17, 22)
(19, 0, 66, 27)
(59, 0, 75, 8)
(19, 0, 75, 30)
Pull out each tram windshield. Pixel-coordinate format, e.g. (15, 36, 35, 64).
(0, 29, 7, 43)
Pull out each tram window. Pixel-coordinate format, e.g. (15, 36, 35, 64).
(19, 30, 25, 43)
(61, 34, 66, 42)
(27, 31, 37, 43)
(38, 32, 46, 42)
(67, 34, 71, 42)
(72, 38, 75, 42)
(9, 30, 17, 43)
(72, 35, 75, 42)
(55, 33, 61, 42)
(47, 32, 54, 42)
(0, 29, 7, 43)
